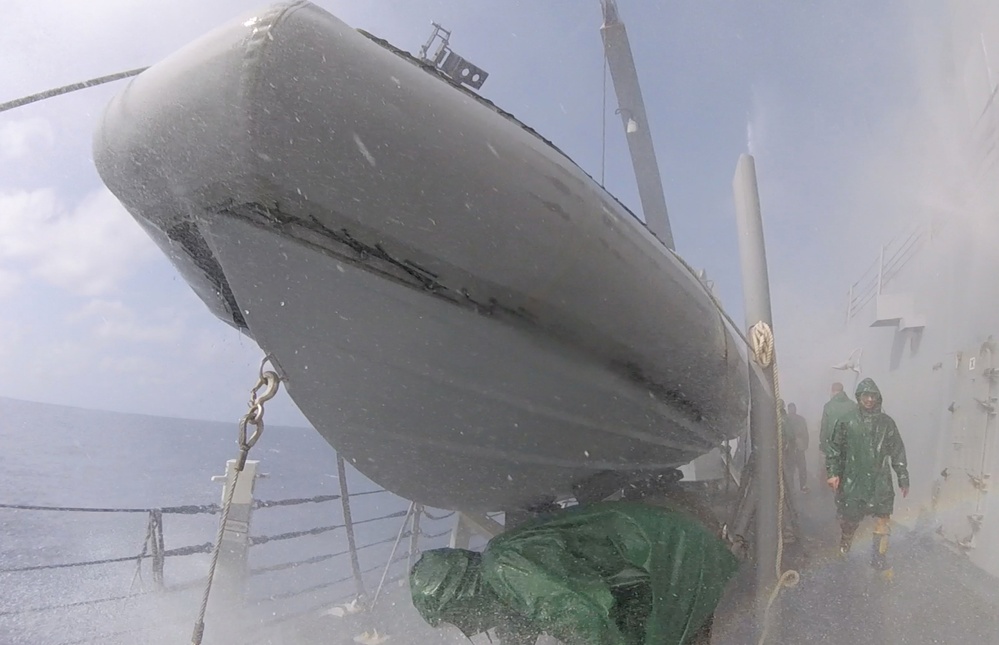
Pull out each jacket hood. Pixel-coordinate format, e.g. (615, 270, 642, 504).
(855, 378, 882, 411)
(409, 548, 503, 637)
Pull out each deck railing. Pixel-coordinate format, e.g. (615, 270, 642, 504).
(0, 462, 464, 644)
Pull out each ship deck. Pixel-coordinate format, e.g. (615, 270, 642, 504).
(711, 487, 999, 645)
(272, 486, 999, 644)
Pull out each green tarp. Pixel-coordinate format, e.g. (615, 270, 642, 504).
(410, 501, 740, 644)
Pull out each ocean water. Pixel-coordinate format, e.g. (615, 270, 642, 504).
(0, 396, 458, 644)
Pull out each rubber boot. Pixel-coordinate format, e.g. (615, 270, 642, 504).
(870, 532, 887, 569)
(871, 518, 894, 582)
(839, 520, 858, 556)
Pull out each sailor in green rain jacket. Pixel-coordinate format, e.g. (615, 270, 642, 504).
(825, 378, 910, 571)
(409, 502, 740, 644)
(820, 382, 855, 456)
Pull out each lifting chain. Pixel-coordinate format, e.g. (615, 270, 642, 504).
(191, 356, 282, 645)
(236, 365, 281, 470)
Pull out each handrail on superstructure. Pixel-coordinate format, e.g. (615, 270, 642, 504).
(845, 220, 936, 322)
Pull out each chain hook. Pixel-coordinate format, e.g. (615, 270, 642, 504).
(251, 371, 280, 407)
(235, 360, 282, 469)
(259, 354, 283, 381)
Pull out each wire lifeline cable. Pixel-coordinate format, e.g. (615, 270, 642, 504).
(0, 542, 214, 574)
(601, 53, 608, 186)
(0, 68, 148, 114)
(249, 533, 403, 576)
(248, 509, 408, 546)
(1, 520, 453, 621)
(0, 506, 408, 574)
(420, 508, 455, 521)
(190, 463, 242, 645)
(0, 502, 216, 514)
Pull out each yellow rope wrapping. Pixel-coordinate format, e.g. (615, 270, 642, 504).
(749, 322, 800, 645)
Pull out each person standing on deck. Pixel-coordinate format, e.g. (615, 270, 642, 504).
(785, 403, 810, 492)
(826, 378, 909, 575)
(776, 400, 797, 492)
(819, 382, 855, 489)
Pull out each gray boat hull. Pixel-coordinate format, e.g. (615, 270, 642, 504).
(93, 1, 750, 511)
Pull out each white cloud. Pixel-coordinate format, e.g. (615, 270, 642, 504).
(0, 187, 157, 297)
(0, 117, 55, 159)
(0, 189, 58, 257)
(25, 338, 94, 381)
(0, 269, 21, 297)
(0, 316, 24, 363)
(99, 354, 160, 375)
(71, 299, 185, 343)
(192, 326, 247, 363)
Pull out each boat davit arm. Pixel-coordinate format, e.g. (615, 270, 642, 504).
(600, 0, 675, 250)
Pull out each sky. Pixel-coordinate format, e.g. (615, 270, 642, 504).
(0, 0, 953, 426)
